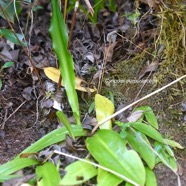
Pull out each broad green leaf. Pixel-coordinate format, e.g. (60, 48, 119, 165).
(95, 94, 115, 129)
(97, 168, 123, 186)
(49, 0, 81, 125)
(145, 167, 157, 186)
(2, 61, 14, 69)
(86, 130, 146, 186)
(56, 111, 75, 139)
(164, 139, 184, 149)
(126, 128, 155, 169)
(131, 122, 164, 143)
(134, 106, 158, 129)
(0, 158, 39, 182)
(20, 125, 86, 154)
(154, 142, 177, 172)
(0, 29, 27, 46)
(36, 162, 60, 186)
(60, 160, 97, 185)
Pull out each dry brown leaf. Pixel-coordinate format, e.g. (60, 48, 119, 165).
(44, 67, 97, 93)
(139, 60, 159, 79)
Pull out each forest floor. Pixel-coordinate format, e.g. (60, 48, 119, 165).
(0, 0, 186, 186)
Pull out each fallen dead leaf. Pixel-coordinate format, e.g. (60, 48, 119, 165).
(139, 60, 159, 79)
(44, 67, 97, 93)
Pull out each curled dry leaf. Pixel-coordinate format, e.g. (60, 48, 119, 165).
(104, 42, 117, 62)
(127, 110, 143, 122)
(44, 67, 97, 93)
(139, 60, 159, 79)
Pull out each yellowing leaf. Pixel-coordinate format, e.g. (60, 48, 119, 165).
(95, 94, 114, 129)
(44, 67, 96, 93)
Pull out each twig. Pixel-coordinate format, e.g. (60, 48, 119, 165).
(1, 100, 27, 129)
(83, 0, 94, 16)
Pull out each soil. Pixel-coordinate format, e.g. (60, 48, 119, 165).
(0, 0, 186, 186)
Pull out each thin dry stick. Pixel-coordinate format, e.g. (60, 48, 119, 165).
(68, 0, 79, 48)
(1, 100, 27, 129)
(63, 0, 67, 21)
(84, 0, 94, 16)
(92, 73, 186, 133)
(54, 150, 140, 186)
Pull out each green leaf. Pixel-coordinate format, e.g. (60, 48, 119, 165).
(108, 0, 117, 12)
(0, 29, 27, 46)
(164, 145, 174, 157)
(154, 142, 177, 172)
(60, 160, 97, 185)
(0, 175, 21, 183)
(131, 122, 164, 143)
(95, 94, 115, 129)
(0, 158, 39, 182)
(145, 167, 157, 186)
(125, 183, 133, 186)
(126, 128, 155, 169)
(97, 168, 123, 186)
(134, 106, 158, 129)
(86, 130, 146, 186)
(20, 125, 86, 154)
(92, 0, 104, 23)
(2, 61, 14, 69)
(56, 111, 75, 139)
(36, 162, 61, 186)
(49, 0, 81, 125)
(0, 0, 15, 23)
(164, 139, 184, 149)
(0, 79, 2, 90)
(88, 101, 95, 114)
(32, 5, 43, 12)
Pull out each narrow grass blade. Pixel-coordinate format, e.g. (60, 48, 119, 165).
(56, 111, 75, 139)
(20, 125, 86, 154)
(0, 158, 39, 182)
(49, 0, 81, 125)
